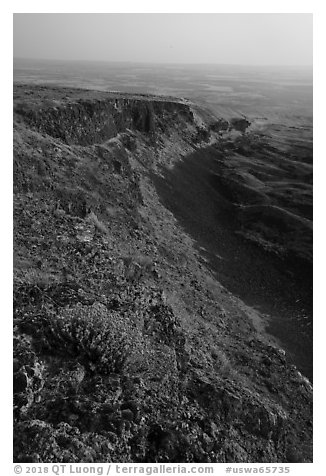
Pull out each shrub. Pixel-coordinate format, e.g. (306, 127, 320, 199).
(86, 211, 108, 235)
(121, 254, 154, 282)
(38, 302, 130, 374)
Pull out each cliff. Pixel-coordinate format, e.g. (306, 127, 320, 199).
(13, 84, 312, 463)
(14, 91, 195, 145)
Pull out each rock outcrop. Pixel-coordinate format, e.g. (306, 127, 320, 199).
(14, 88, 195, 146)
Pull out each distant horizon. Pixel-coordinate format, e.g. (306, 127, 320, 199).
(13, 56, 313, 70)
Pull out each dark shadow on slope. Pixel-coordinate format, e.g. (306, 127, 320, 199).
(152, 145, 312, 381)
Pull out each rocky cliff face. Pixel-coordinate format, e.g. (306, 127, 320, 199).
(14, 89, 195, 145)
(13, 85, 312, 463)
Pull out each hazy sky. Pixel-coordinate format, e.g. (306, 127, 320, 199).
(13, 13, 312, 66)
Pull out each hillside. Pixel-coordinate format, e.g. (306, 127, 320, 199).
(13, 84, 312, 463)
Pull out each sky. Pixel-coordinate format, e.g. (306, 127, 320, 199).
(13, 13, 313, 66)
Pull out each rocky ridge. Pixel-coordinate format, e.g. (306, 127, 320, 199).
(13, 84, 312, 463)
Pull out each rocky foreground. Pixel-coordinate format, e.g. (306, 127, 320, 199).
(13, 85, 312, 463)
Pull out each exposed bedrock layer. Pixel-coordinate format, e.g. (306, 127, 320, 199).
(13, 85, 312, 463)
(14, 89, 195, 145)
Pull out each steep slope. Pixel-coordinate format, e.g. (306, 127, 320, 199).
(13, 84, 312, 463)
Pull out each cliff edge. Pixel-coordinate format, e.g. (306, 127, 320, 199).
(13, 84, 312, 463)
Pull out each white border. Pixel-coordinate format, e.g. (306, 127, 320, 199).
(3, 3, 323, 473)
